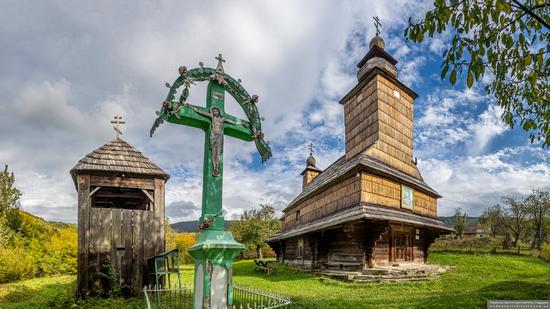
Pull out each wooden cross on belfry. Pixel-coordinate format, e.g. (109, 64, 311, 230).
(111, 115, 125, 138)
(308, 142, 315, 156)
(373, 16, 382, 36)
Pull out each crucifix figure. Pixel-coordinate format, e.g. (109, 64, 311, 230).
(373, 16, 382, 36)
(151, 54, 271, 308)
(215, 53, 225, 73)
(190, 105, 249, 176)
(111, 115, 125, 138)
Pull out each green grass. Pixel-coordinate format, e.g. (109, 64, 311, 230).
(1, 253, 549, 308)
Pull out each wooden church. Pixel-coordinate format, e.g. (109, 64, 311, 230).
(71, 117, 169, 296)
(268, 34, 453, 270)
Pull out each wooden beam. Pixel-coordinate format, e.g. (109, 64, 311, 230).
(141, 189, 155, 205)
(90, 175, 155, 190)
(94, 193, 147, 199)
(88, 186, 101, 198)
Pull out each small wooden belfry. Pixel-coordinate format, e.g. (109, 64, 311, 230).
(70, 116, 169, 297)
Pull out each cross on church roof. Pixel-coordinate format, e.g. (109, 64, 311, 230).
(308, 143, 315, 156)
(111, 115, 125, 138)
(215, 53, 226, 73)
(373, 16, 382, 36)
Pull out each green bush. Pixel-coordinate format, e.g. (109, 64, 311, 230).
(541, 243, 550, 262)
(0, 246, 36, 283)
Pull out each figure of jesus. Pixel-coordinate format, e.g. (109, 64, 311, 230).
(191, 106, 248, 177)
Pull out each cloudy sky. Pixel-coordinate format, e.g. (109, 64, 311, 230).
(1, 1, 548, 223)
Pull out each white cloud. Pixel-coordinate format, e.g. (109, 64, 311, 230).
(0, 0, 545, 225)
(419, 146, 550, 216)
(414, 84, 510, 157)
(467, 104, 508, 155)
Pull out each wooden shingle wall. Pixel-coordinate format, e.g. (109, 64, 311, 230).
(360, 172, 437, 217)
(343, 73, 421, 179)
(344, 77, 379, 158)
(282, 175, 361, 230)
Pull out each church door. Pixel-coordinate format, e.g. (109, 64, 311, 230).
(394, 232, 409, 261)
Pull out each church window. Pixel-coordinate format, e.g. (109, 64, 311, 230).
(393, 89, 401, 98)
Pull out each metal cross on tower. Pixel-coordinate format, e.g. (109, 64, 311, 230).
(111, 115, 125, 138)
(374, 16, 382, 36)
(308, 142, 315, 156)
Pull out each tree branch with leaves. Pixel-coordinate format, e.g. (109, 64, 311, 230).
(405, 0, 549, 146)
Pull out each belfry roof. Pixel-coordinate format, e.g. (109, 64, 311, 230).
(70, 138, 169, 185)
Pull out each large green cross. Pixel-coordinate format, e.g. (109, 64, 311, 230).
(151, 54, 271, 308)
(168, 80, 253, 229)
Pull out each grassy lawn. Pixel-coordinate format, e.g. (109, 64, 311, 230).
(1, 253, 548, 308)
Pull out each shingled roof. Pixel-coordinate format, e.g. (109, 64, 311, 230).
(70, 138, 169, 185)
(269, 203, 454, 242)
(283, 153, 440, 213)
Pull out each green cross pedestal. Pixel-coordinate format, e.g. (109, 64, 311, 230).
(151, 54, 272, 309)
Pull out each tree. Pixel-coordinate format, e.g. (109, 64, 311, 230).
(0, 165, 21, 217)
(524, 189, 550, 250)
(502, 195, 529, 246)
(453, 208, 467, 239)
(480, 204, 505, 237)
(405, 0, 550, 146)
(230, 204, 281, 259)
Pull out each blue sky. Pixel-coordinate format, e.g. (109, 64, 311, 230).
(0, 1, 548, 223)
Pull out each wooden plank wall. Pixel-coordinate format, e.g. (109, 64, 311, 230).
(278, 221, 436, 269)
(77, 174, 165, 297)
(372, 229, 390, 264)
(77, 174, 90, 296)
(283, 238, 298, 261)
(325, 226, 364, 270)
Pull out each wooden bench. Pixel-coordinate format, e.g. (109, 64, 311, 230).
(253, 259, 277, 275)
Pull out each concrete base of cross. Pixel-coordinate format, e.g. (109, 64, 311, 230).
(189, 230, 245, 309)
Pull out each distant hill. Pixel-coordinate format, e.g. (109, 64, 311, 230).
(438, 216, 479, 227)
(170, 220, 235, 232)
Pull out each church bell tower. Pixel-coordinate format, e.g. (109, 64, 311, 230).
(340, 31, 421, 179)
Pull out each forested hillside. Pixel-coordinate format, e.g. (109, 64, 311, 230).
(0, 209, 77, 283)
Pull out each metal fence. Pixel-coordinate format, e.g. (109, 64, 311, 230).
(233, 285, 291, 308)
(143, 284, 294, 309)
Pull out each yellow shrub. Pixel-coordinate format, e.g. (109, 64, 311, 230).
(41, 227, 78, 275)
(0, 246, 36, 283)
(166, 229, 197, 264)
